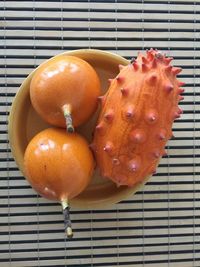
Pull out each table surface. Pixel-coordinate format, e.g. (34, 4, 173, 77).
(0, 0, 200, 266)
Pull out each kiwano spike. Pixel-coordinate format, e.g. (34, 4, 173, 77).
(153, 151, 160, 158)
(174, 112, 181, 119)
(146, 49, 154, 61)
(165, 65, 173, 73)
(96, 124, 102, 131)
(103, 142, 113, 154)
(172, 67, 182, 75)
(148, 74, 157, 85)
(146, 110, 158, 124)
(178, 95, 184, 101)
(164, 57, 173, 64)
(164, 84, 173, 92)
(142, 63, 149, 72)
(121, 87, 129, 96)
(116, 76, 124, 82)
(95, 122, 105, 133)
(128, 160, 139, 172)
(129, 164, 137, 172)
(123, 105, 135, 120)
(126, 110, 134, 119)
(89, 143, 95, 152)
(158, 130, 166, 141)
(142, 56, 149, 64)
(155, 51, 164, 60)
(112, 158, 120, 165)
(178, 81, 185, 87)
(93, 49, 185, 187)
(133, 62, 139, 71)
(177, 88, 185, 94)
(177, 107, 183, 114)
(130, 130, 146, 144)
(104, 109, 114, 123)
(162, 150, 167, 156)
(170, 132, 175, 139)
(149, 115, 156, 122)
(151, 58, 157, 68)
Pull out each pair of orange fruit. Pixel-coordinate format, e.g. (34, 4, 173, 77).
(24, 55, 101, 237)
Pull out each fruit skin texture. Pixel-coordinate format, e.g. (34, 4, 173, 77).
(92, 49, 184, 187)
(30, 55, 101, 128)
(24, 128, 94, 201)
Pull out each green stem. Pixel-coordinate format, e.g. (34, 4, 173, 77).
(61, 200, 73, 238)
(62, 104, 74, 133)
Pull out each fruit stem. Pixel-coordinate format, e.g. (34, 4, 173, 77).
(62, 104, 74, 133)
(61, 200, 73, 238)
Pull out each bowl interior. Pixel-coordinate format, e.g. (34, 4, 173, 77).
(9, 49, 145, 209)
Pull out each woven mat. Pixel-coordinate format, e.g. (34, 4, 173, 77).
(0, 1, 199, 266)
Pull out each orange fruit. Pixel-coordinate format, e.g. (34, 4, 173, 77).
(30, 55, 101, 132)
(24, 127, 94, 237)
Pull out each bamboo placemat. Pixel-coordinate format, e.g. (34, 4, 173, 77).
(0, 0, 200, 266)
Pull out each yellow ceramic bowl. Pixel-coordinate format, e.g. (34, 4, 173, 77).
(8, 49, 149, 209)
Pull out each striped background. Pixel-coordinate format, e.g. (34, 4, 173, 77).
(0, 0, 200, 266)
